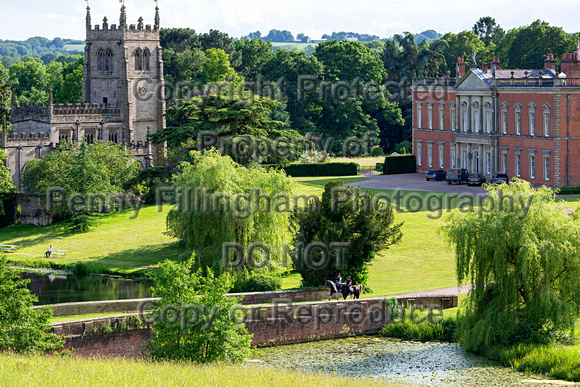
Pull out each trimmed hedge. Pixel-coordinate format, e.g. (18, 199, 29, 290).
(557, 186, 580, 195)
(383, 155, 417, 175)
(281, 162, 358, 177)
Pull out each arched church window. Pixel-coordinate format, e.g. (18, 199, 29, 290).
(143, 48, 150, 71)
(135, 48, 142, 71)
(97, 49, 105, 71)
(105, 48, 113, 71)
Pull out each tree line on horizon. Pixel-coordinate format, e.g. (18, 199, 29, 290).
(2, 17, 580, 153)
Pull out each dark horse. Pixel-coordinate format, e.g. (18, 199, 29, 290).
(325, 280, 364, 300)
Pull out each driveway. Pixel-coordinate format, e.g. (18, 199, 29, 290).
(347, 173, 487, 197)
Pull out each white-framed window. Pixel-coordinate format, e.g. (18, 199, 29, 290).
(516, 154, 521, 177)
(463, 150, 468, 169)
(417, 104, 422, 128)
(473, 107, 480, 133)
(428, 106, 433, 129)
(516, 112, 521, 135)
(501, 103, 508, 135)
(530, 154, 535, 179)
(502, 152, 508, 173)
(543, 111, 550, 137)
(544, 155, 550, 181)
(439, 147, 444, 169)
(486, 151, 491, 174)
(486, 110, 492, 134)
(439, 107, 444, 130)
(450, 107, 456, 131)
(462, 110, 468, 132)
(417, 143, 422, 166)
(451, 148, 456, 168)
(428, 144, 433, 167)
(529, 112, 535, 136)
(502, 111, 508, 134)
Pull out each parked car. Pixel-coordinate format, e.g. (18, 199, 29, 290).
(426, 169, 447, 181)
(467, 173, 486, 186)
(491, 173, 509, 184)
(446, 168, 469, 184)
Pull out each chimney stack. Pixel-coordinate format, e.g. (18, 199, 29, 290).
(482, 63, 488, 73)
(544, 53, 556, 72)
(561, 53, 580, 77)
(456, 56, 466, 78)
(491, 56, 501, 70)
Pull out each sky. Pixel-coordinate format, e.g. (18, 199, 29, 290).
(0, 0, 578, 42)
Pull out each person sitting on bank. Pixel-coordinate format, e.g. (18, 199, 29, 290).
(45, 245, 55, 258)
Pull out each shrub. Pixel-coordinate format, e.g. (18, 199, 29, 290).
(283, 162, 358, 177)
(231, 272, 282, 293)
(0, 258, 64, 352)
(145, 256, 252, 363)
(370, 146, 385, 157)
(383, 154, 416, 175)
(381, 317, 458, 342)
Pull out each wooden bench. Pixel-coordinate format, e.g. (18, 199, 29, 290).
(51, 250, 67, 257)
(0, 244, 17, 253)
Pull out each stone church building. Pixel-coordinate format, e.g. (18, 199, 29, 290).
(1, 4, 166, 191)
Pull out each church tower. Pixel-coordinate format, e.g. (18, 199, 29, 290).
(82, 3, 165, 164)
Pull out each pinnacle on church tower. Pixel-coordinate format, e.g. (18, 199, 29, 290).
(86, 6, 91, 29)
(154, 5, 160, 29)
(119, 4, 127, 27)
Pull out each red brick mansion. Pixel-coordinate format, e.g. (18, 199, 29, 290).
(412, 54, 580, 188)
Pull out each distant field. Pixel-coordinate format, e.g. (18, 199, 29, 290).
(64, 43, 85, 52)
(272, 42, 317, 51)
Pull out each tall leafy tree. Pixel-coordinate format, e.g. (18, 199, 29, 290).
(167, 150, 296, 275)
(505, 20, 576, 69)
(473, 16, 505, 46)
(201, 48, 242, 85)
(441, 180, 580, 352)
(23, 141, 140, 228)
(233, 38, 273, 80)
(260, 49, 323, 133)
(314, 40, 387, 83)
(150, 94, 297, 165)
(441, 31, 485, 73)
(294, 181, 403, 287)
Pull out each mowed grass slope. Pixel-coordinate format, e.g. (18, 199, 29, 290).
(0, 205, 186, 274)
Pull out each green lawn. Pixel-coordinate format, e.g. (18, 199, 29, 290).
(1, 205, 187, 275)
(3, 173, 577, 296)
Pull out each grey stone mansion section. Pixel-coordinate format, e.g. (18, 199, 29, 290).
(2, 5, 166, 190)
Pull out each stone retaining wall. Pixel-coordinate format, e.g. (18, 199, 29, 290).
(53, 295, 457, 357)
(41, 288, 330, 317)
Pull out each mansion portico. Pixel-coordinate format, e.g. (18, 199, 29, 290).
(412, 54, 580, 188)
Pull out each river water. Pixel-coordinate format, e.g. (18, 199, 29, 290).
(22, 271, 152, 305)
(250, 336, 576, 386)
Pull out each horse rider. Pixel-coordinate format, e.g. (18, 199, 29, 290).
(345, 276, 353, 293)
(335, 273, 343, 291)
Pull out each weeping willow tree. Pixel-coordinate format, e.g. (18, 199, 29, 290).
(441, 179, 580, 352)
(167, 150, 296, 276)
